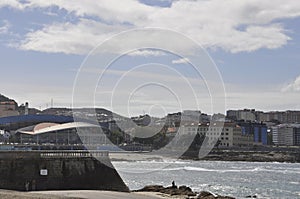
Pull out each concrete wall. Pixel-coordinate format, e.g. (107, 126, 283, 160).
(0, 151, 129, 192)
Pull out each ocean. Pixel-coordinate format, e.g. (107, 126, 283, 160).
(112, 160, 300, 199)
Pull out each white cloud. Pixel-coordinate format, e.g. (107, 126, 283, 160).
(281, 75, 300, 92)
(2, 0, 300, 54)
(0, 20, 10, 34)
(19, 19, 128, 54)
(127, 49, 167, 57)
(172, 58, 190, 64)
(0, 0, 24, 10)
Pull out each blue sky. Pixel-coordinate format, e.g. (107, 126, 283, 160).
(0, 0, 300, 116)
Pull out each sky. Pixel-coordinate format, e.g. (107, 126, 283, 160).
(0, 0, 300, 117)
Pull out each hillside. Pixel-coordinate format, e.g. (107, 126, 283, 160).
(0, 94, 15, 103)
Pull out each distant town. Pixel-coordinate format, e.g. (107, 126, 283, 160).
(0, 93, 300, 153)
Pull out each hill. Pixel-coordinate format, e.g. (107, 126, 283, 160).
(0, 94, 16, 103)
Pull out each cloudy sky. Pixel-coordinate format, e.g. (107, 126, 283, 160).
(1, 0, 300, 116)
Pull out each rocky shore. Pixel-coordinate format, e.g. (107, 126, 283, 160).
(182, 149, 300, 163)
(135, 185, 235, 199)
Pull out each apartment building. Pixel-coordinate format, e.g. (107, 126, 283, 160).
(272, 124, 300, 146)
(181, 122, 253, 148)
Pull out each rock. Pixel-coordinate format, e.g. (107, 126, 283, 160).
(215, 196, 235, 199)
(136, 185, 164, 192)
(197, 191, 235, 199)
(136, 185, 233, 199)
(178, 185, 196, 196)
(135, 185, 196, 196)
(179, 185, 193, 192)
(197, 191, 215, 199)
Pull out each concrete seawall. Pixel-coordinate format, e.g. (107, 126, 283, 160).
(0, 150, 129, 192)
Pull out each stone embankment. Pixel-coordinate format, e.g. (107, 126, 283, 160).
(0, 150, 129, 192)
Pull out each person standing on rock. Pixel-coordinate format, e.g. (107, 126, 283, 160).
(172, 181, 176, 188)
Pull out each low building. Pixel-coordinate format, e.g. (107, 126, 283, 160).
(181, 122, 253, 148)
(0, 101, 19, 117)
(237, 121, 269, 145)
(15, 122, 107, 146)
(233, 130, 253, 147)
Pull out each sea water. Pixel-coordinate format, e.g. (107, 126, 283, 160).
(112, 160, 300, 199)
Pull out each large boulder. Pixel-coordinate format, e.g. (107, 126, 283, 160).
(136, 185, 164, 192)
(198, 191, 215, 199)
(197, 191, 235, 199)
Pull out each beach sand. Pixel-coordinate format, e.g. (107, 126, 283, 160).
(34, 190, 170, 199)
(0, 189, 172, 199)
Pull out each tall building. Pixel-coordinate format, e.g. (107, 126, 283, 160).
(227, 109, 256, 122)
(227, 109, 300, 124)
(272, 124, 300, 146)
(262, 111, 300, 123)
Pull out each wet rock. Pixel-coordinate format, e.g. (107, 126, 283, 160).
(197, 191, 235, 199)
(215, 196, 235, 199)
(197, 191, 215, 199)
(246, 195, 257, 198)
(136, 185, 164, 192)
(135, 184, 196, 196)
(136, 185, 234, 199)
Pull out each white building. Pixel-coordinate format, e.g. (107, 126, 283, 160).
(272, 124, 300, 146)
(16, 122, 107, 146)
(181, 122, 253, 148)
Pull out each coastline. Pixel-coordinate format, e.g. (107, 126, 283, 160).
(109, 148, 300, 163)
(182, 149, 300, 163)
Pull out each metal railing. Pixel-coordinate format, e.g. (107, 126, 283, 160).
(39, 150, 108, 158)
(0, 150, 109, 159)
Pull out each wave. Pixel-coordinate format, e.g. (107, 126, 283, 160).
(162, 166, 300, 174)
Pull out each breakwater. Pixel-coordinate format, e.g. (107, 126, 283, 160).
(0, 150, 129, 192)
